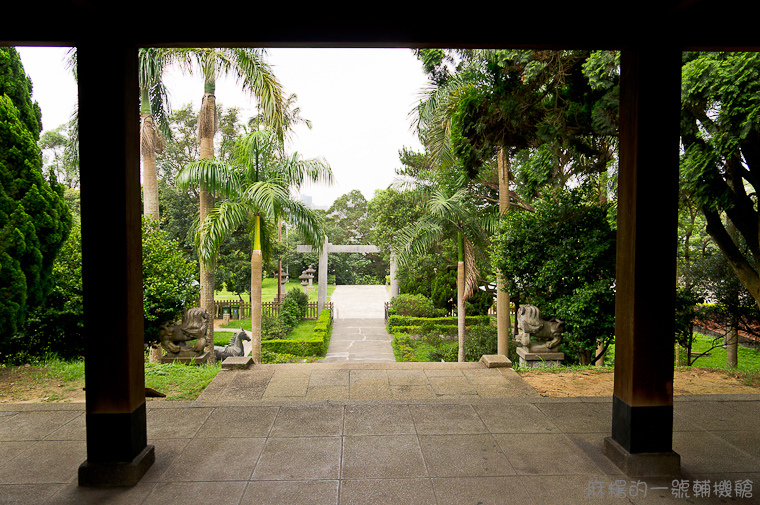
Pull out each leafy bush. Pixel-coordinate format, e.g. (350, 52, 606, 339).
(390, 293, 438, 318)
(392, 322, 517, 364)
(387, 314, 491, 329)
(466, 289, 494, 316)
(142, 219, 200, 345)
(279, 296, 302, 330)
(492, 184, 616, 364)
(282, 288, 309, 317)
(8, 225, 83, 363)
(261, 314, 289, 340)
(261, 308, 332, 357)
(261, 348, 300, 364)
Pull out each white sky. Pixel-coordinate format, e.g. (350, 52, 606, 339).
(15, 46, 431, 208)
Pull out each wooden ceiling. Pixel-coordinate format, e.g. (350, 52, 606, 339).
(4, 0, 759, 51)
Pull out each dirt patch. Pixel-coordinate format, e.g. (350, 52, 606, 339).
(0, 365, 85, 404)
(2, 364, 759, 403)
(519, 367, 760, 397)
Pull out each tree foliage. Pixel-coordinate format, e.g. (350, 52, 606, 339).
(492, 184, 616, 364)
(0, 48, 71, 339)
(680, 51, 760, 310)
(142, 219, 200, 345)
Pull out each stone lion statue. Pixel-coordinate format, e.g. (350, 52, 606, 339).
(516, 304, 565, 351)
(158, 307, 209, 355)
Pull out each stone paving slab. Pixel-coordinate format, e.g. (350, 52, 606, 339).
(196, 362, 540, 403)
(1, 393, 759, 504)
(318, 318, 396, 363)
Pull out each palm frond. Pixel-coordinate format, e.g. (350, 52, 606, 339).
(279, 199, 326, 248)
(393, 217, 445, 267)
(195, 200, 250, 264)
(278, 153, 333, 189)
(177, 159, 241, 198)
(241, 179, 291, 219)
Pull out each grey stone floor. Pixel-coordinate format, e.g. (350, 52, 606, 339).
(317, 319, 395, 363)
(1, 361, 759, 504)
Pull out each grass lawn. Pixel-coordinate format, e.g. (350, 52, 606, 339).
(215, 278, 335, 303)
(685, 333, 760, 369)
(220, 318, 317, 339)
(0, 357, 221, 402)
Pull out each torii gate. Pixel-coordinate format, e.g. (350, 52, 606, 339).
(297, 237, 398, 312)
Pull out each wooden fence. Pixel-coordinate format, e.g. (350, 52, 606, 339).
(213, 300, 332, 320)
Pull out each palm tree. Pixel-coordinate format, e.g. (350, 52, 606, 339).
(138, 48, 177, 222)
(178, 128, 332, 363)
(394, 177, 496, 362)
(176, 47, 286, 361)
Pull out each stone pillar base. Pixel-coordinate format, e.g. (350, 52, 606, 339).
(603, 436, 680, 477)
(480, 354, 512, 368)
(516, 347, 564, 368)
(79, 445, 155, 487)
(161, 350, 210, 365)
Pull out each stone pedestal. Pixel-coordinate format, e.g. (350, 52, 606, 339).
(516, 347, 564, 368)
(223, 313, 230, 325)
(79, 445, 155, 487)
(161, 350, 210, 365)
(603, 436, 680, 477)
(221, 356, 254, 370)
(480, 354, 512, 368)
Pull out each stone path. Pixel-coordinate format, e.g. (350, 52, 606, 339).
(318, 285, 395, 363)
(198, 362, 539, 402)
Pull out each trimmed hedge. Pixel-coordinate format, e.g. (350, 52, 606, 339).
(390, 325, 458, 338)
(262, 308, 332, 357)
(386, 315, 491, 329)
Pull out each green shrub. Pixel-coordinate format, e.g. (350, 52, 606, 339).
(428, 343, 458, 362)
(390, 324, 458, 338)
(261, 337, 325, 356)
(261, 314, 289, 340)
(261, 308, 332, 357)
(279, 296, 302, 330)
(466, 289, 494, 316)
(463, 325, 497, 361)
(390, 293, 438, 318)
(261, 348, 299, 364)
(282, 288, 309, 317)
(387, 314, 491, 329)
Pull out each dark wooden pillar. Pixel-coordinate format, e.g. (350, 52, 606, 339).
(77, 42, 154, 486)
(604, 46, 682, 476)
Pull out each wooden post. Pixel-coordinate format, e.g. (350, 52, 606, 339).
(77, 43, 154, 486)
(604, 46, 681, 476)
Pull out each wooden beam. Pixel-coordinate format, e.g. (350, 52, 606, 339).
(604, 46, 681, 474)
(77, 42, 154, 486)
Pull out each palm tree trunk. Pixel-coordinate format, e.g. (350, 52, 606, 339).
(496, 148, 510, 356)
(251, 216, 263, 363)
(141, 115, 160, 222)
(457, 259, 466, 362)
(141, 93, 162, 363)
(457, 231, 466, 362)
(199, 92, 216, 363)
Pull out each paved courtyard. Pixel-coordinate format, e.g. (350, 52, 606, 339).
(1, 362, 759, 504)
(2, 287, 759, 503)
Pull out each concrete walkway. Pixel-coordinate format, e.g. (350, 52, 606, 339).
(1, 368, 758, 504)
(318, 285, 395, 363)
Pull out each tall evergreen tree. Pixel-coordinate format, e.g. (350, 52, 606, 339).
(0, 48, 71, 344)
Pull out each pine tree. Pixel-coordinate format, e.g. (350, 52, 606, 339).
(0, 47, 71, 346)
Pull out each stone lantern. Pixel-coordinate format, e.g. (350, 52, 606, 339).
(299, 272, 310, 294)
(304, 265, 316, 287)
